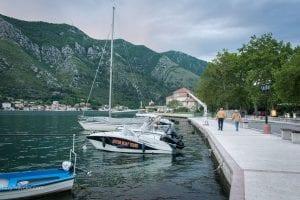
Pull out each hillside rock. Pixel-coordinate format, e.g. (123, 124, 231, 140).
(75, 42, 86, 55)
(0, 14, 208, 107)
(151, 55, 178, 82)
(0, 18, 41, 60)
(41, 46, 63, 66)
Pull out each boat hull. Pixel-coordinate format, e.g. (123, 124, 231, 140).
(87, 131, 181, 154)
(0, 169, 74, 200)
(0, 179, 73, 200)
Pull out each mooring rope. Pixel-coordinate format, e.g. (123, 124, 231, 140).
(76, 166, 92, 176)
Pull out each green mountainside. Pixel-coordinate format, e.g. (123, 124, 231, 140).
(0, 14, 208, 108)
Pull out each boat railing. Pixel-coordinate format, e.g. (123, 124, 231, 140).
(69, 134, 77, 175)
(69, 149, 77, 175)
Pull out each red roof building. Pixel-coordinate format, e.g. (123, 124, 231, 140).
(166, 88, 197, 110)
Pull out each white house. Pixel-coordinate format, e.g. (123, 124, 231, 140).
(51, 101, 59, 110)
(166, 88, 197, 110)
(2, 102, 12, 110)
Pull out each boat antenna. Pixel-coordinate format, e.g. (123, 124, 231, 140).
(109, 6, 115, 118)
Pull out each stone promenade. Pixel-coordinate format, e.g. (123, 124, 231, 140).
(189, 117, 300, 200)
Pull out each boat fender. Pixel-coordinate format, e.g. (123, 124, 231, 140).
(62, 161, 73, 171)
(102, 137, 106, 148)
(142, 143, 146, 153)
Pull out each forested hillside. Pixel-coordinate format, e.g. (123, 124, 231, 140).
(0, 14, 207, 108)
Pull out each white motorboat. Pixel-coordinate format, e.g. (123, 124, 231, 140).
(87, 123, 184, 154)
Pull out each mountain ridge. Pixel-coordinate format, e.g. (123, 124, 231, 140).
(0, 13, 208, 108)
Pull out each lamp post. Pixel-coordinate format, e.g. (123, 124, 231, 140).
(261, 83, 271, 134)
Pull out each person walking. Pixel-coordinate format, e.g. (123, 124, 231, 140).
(232, 110, 241, 131)
(216, 108, 226, 131)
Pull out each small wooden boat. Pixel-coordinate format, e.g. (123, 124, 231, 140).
(0, 135, 77, 199)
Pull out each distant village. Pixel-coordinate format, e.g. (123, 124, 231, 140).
(1, 88, 199, 112)
(1, 100, 91, 111)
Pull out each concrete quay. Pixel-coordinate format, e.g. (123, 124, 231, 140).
(189, 117, 300, 200)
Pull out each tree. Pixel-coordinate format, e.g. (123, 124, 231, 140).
(274, 47, 300, 104)
(197, 33, 294, 114)
(238, 33, 293, 111)
(197, 50, 247, 111)
(167, 100, 182, 109)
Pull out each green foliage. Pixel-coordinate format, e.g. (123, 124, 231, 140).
(167, 100, 182, 109)
(197, 33, 297, 113)
(0, 15, 206, 108)
(274, 47, 300, 104)
(1, 14, 98, 48)
(197, 50, 247, 110)
(174, 107, 189, 112)
(162, 51, 208, 75)
(239, 33, 292, 109)
(0, 39, 50, 99)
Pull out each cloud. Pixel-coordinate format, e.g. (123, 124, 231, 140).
(0, 0, 299, 61)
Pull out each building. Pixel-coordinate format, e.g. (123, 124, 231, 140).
(51, 101, 59, 110)
(13, 100, 24, 110)
(166, 88, 197, 111)
(2, 102, 12, 110)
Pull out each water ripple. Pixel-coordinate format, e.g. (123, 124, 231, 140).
(0, 112, 228, 200)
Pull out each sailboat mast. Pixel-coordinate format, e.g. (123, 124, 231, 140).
(109, 6, 115, 118)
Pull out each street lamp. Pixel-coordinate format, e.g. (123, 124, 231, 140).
(261, 83, 271, 134)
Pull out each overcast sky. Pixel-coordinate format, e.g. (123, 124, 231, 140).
(1, 0, 299, 61)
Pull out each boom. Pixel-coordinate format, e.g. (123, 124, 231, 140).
(187, 92, 208, 118)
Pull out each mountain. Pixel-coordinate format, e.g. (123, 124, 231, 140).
(0, 14, 208, 108)
(162, 51, 207, 75)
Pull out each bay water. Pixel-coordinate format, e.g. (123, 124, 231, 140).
(0, 111, 228, 200)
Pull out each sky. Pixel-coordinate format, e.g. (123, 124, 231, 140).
(0, 0, 299, 61)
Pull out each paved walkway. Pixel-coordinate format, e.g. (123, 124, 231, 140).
(189, 117, 300, 200)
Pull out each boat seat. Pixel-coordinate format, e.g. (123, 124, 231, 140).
(0, 178, 9, 187)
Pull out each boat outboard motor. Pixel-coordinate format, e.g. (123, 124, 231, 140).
(166, 126, 183, 140)
(166, 126, 177, 137)
(62, 161, 73, 172)
(161, 127, 184, 148)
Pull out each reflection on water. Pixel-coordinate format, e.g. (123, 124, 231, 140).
(0, 111, 227, 200)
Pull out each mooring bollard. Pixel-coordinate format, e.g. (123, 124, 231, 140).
(242, 121, 248, 128)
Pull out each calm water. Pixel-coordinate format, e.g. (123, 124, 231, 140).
(0, 111, 228, 200)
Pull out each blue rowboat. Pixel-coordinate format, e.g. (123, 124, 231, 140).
(0, 135, 77, 199)
(0, 168, 74, 199)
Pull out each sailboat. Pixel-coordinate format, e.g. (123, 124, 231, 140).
(78, 6, 147, 131)
(84, 7, 185, 154)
